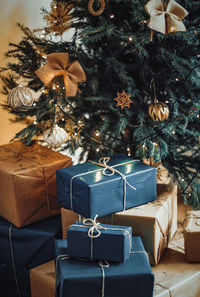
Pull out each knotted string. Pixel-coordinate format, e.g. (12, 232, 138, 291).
(70, 157, 139, 212)
(70, 215, 132, 260)
(89, 157, 137, 211)
(89, 157, 136, 212)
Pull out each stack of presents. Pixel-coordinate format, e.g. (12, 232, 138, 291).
(0, 142, 200, 297)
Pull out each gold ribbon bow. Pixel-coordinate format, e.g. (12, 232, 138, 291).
(145, 0, 188, 35)
(35, 52, 86, 97)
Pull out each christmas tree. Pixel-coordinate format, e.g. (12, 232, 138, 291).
(0, 0, 199, 207)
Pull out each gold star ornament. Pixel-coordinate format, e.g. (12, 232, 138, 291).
(114, 90, 133, 110)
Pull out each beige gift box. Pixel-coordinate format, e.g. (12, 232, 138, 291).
(184, 210, 200, 262)
(153, 247, 200, 297)
(99, 183, 177, 265)
(30, 260, 55, 297)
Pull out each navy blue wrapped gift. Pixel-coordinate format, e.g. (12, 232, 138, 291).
(55, 236, 154, 297)
(56, 154, 157, 218)
(67, 217, 132, 262)
(0, 215, 61, 297)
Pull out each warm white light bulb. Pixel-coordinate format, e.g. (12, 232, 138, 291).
(110, 14, 115, 19)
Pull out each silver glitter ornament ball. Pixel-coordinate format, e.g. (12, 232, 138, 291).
(7, 84, 34, 111)
(43, 125, 68, 148)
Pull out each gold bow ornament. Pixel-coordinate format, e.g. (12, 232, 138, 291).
(35, 52, 86, 97)
(145, 0, 188, 35)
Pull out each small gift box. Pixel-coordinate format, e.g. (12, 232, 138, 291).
(0, 142, 72, 227)
(100, 183, 177, 265)
(183, 210, 200, 262)
(0, 215, 61, 297)
(67, 217, 132, 262)
(56, 154, 157, 218)
(55, 237, 154, 297)
(30, 261, 55, 297)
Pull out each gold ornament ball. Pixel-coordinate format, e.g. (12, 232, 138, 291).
(43, 125, 68, 148)
(7, 85, 34, 112)
(148, 98, 169, 121)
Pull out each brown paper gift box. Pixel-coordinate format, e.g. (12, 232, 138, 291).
(61, 207, 80, 239)
(153, 247, 200, 297)
(99, 183, 177, 265)
(30, 260, 55, 297)
(0, 142, 72, 227)
(183, 210, 200, 263)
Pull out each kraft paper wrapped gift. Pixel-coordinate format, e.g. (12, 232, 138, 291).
(55, 236, 154, 297)
(67, 220, 132, 262)
(153, 247, 200, 297)
(56, 154, 157, 218)
(61, 208, 80, 239)
(100, 183, 177, 265)
(0, 215, 61, 297)
(183, 210, 200, 262)
(0, 142, 72, 227)
(30, 261, 55, 297)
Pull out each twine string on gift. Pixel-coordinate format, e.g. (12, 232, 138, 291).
(56, 254, 109, 297)
(88, 157, 137, 211)
(70, 158, 139, 212)
(9, 225, 22, 297)
(99, 260, 109, 297)
(70, 215, 132, 260)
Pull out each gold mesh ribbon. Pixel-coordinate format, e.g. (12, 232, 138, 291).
(35, 53, 86, 97)
(145, 0, 188, 35)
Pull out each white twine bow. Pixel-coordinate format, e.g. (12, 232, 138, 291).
(89, 157, 137, 211)
(83, 215, 107, 238)
(70, 157, 139, 212)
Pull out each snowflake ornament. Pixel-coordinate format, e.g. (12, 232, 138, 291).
(114, 90, 133, 110)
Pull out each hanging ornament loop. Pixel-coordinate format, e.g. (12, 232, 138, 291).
(88, 0, 106, 16)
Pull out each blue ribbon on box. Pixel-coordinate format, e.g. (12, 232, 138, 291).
(69, 215, 132, 261)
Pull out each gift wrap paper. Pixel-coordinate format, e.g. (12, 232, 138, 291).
(184, 210, 200, 262)
(55, 237, 154, 297)
(56, 154, 157, 218)
(67, 221, 132, 262)
(100, 183, 177, 265)
(61, 208, 80, 239)
(153, 247, 200, 297)
(0, 215, 61, 297)
(30, 260, 55, 297)
(0, 142, 72, 227)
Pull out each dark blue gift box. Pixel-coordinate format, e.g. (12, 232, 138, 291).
(55, 236, 154, 297)
(0, 215, 61, 297)
(56, 154, 157, 218)
(67, 220, 132, 262)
